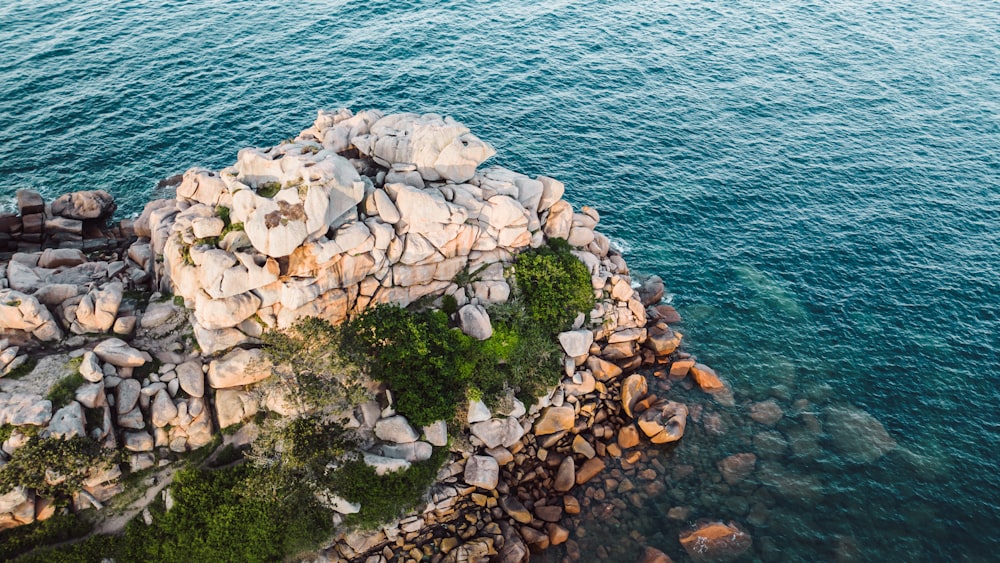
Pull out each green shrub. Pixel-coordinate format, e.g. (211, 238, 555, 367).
(22, 465, 332, 563)
(0, 512, 91, 561)
(513, 237, 595, 333)
(342, 306, 477, 426)
(45, 373, 86, 410)
(0, 436, 119, 497)
(331, 447, 449, 529)
(441, 293, 459, 316)
(262, 317, 367, 410)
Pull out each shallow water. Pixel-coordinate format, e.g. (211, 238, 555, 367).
(2, 0, 999, 560)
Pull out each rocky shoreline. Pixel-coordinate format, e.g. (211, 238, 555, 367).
(0, 109, 904, 562)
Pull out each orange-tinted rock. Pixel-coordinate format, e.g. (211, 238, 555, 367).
(717, 453, 757, 485)
(587, 355, 623, 381)
(576, 457, 606, 485)
(689, 363, 725, 391)
(564, 495, 581, 515)
(547, 523, 570, 546)
(502, 496, 533, 524)
(679, 521, 752, 562)
(534, 406, 576, 436)
(554, 455, 576, 492)
(638, 546, 675, 563)
(637, 400, 688, 444)
(621, 373, 648, 418)
(669, 359, 695, 378)
(618, 425, 641, 449)
(520, 525, 550, 552)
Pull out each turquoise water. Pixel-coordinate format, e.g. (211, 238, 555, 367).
(2, 0, 998, 560)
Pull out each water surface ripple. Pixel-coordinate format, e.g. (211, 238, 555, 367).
(1, 0, 998, 560)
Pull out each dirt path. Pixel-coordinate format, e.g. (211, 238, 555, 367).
(92, 464, 178, 535)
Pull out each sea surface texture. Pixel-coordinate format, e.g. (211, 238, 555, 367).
(1, 0, 998, 560)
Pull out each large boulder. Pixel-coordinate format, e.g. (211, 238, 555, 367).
(463, 455, 500, 490)
(557, 330, 593, 358)
(92, 338, 148, 367)
(374, 415, 420, 444)
(51, 190, 116, 220)
(533, 406, 575, 436)
(72, 282, 123, 334)
(457, 304, 492, 340)
(470, 417, 525, 449)
(0, 290, 63, 342)
(206, 348, 271, 389)
(229, 145, 365, 258)
(637, 400, 688, 444)
(47, 401, 86, 439)
(353, 113, 495, 183)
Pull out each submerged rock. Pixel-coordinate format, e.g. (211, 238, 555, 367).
(825, 405, 897, 463)
(679, 520, 752, 562)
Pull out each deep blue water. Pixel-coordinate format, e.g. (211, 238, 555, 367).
(2, 0, 998, 560)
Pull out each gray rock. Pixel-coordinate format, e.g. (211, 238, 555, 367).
(422, 420, 448, 447)
(558, 329, 593, 357)
(374, 415, 419, 444)
(467, 399, 491, 424)
(457, 304, 492, 340)
(37, 248, 87, 269)
(117, 406, 145, 430)
(175, 360, 204, 398)
(116, 379, 141, 414)
(463, 455, 499, 490)
(362, 453, 411, 476)
(93, 338, 148, 367)
(48, 401, 86, 439)
(470, 417, 525, 449)
(79, 351, 104, 383)
(380, 441, 433, 462)
(140, 301, 182, 329)
(123, 431, 154, 452)
(151, 389, 177, 428)
(74, 382, 105, 409)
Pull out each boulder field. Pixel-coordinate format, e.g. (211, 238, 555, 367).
(0, 108, 899, 561)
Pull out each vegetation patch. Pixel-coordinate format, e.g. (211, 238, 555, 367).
(331, 447, 450, 529)
(0, 512, 92, 561)
(0, 436, 119, 498)
(46, 372, 86, 410)
(512, 237, 595, 333)
(19, 464, 331, 563)
(4, 356, 37, 380)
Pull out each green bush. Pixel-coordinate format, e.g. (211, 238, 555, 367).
(513, 237, 595, 333)
(0, 512, 91, 561)
(331, 447, 449, 529)
(0, 436, 119, 498)
(21, 465, 332, 563)
(46, 373, 85, 410)
(262, 316, 367, 410)
(342, 305, 477, 426)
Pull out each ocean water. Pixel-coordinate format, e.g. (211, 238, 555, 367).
(2, 0, 998, 560)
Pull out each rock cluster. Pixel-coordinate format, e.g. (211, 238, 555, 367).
(0, 109, 903, 562)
